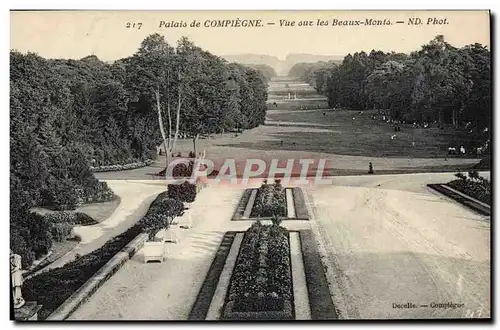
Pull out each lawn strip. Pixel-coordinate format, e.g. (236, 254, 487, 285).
(290, 232, 311, 320)
(293, 188, 310, 220)
(232, 189, 252, 220)
(300, 230, 337, 320)
(243, 189, 258, 218)
(188, 232, 237, 320)
(205, 233, 244, 320)
(286, 188, 296, 218)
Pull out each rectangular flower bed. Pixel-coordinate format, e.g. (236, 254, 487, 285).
(250, 180, 287, 218)
(222, 222, 294, 320)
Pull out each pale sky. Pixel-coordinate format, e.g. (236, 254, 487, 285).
(10, 10, 490, 61)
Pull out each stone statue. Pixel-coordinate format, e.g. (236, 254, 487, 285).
(10, 250, 25, 309)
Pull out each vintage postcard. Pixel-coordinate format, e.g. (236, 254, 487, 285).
(10, 10, 491, 321)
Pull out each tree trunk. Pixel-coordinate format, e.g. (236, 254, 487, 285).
(192, 133, 200, 158)
(166, 102, 172, 166)
(172, 72, 183, 152)
(155, 87, 169, 170)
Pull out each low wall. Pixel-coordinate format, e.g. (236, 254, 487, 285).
(45, 233, 149, 321)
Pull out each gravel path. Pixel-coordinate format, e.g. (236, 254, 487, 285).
(309, 172, 491, 319)
(32, 180, 167, 275)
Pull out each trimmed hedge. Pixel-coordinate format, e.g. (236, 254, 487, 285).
(139, 193, 185, 240)
(167, 181, 197, 203)
(23, 191, 184, 320)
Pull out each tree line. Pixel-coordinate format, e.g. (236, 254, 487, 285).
(10, 33, 271, 267)
(288, 35, 490, 131)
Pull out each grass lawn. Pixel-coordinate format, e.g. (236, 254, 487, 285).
(261, 109, 484, 158)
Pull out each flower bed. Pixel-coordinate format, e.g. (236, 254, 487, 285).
(222, 222, 294, 320)
(447, 172, 491, 205)
(90, 159, 154, 172)
(23, 191, 184, 320)
(251, 180, 287, 218)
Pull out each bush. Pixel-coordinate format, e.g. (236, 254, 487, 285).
(50, 222, 73, 242)
(157, 160, 194, 178)
(81, 181, 116, 204)
(26, 213, 54, 259)
(41, 176, 83, 211)
(10, 227, 36, 269)
(11, 212, 53, 261)
(140, 194, 185, 240)
(43, 211, 97, 226)
(167, 181, 197, 203)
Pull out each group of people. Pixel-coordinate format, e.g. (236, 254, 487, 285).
(447, 146, 467, 156)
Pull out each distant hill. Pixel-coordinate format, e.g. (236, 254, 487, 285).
(222, 53, 344, 75)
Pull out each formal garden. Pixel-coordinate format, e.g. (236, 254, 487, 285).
(10, 31, 491, 321)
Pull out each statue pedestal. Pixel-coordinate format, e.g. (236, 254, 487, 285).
(14, 301, 42, 321)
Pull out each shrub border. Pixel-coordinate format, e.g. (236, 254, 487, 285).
(427, 183, 490, 216)
(45, 233, 149, 320)
(188, 231, 237, 320)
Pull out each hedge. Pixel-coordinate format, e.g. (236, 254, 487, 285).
(167, 181, 197, 203)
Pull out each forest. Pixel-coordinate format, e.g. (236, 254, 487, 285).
(289, 36, 491, 131)
(10, 33, 273, 267)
